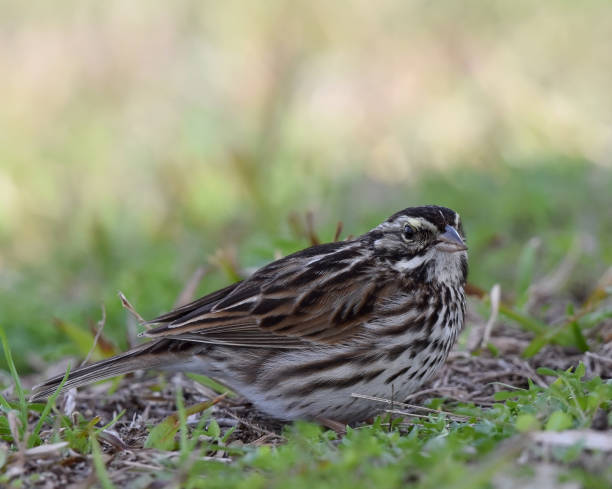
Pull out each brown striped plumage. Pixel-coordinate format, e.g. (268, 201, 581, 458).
(31, 205, 468, 423)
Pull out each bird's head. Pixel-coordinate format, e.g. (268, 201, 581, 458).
(367, 205, 468, 286)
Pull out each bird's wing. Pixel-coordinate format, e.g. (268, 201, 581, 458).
(145, 240, 386, 347)
(150, 281, 243, 324)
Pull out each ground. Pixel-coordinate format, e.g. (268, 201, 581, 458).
(2, 269, 611, 488)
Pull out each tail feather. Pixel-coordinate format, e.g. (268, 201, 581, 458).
(30, 344, 165, 401)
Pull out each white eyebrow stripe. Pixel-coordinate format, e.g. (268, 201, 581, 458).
(411, 217, 437, 233)
(391, 253, 428, 272)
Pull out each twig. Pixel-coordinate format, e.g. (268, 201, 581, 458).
(251, 433, 277, 446)
(118, 291, 148, 326)
(530, 430, 612, 452)
(165, 452, 234, 464)
(350, 393, 472, 421)
(97, 428, 128, 451)
(224, 412, 285, 441)
(81, 304, 106, 368)
(306, 211, 320, 246)
(8, 442, 69, 461)
(120, 461, 163, 472)
(516, 360, 549, 388)
(173, 266, 207, 308)
(7, 410, 25, 461)
(333, 221, 343, 242)
(383, 409, 432, 420)
(480, 284, 500, 349)
(526, 236, 584, 310)
(586, 351, 612, 366)
(316, 417, 347, 434)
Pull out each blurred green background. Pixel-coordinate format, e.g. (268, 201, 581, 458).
(1, 0, 611, 371)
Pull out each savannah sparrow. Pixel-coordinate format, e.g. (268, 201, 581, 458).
(32, 205, 468, 423)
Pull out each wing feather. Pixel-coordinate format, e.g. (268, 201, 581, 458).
(146, 240, 384, 348)
(150, 282, 242, 324)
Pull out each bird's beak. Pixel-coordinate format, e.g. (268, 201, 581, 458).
(436, 225, 468, 252)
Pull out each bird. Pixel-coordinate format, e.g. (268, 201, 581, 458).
(31, 205, 468, 423)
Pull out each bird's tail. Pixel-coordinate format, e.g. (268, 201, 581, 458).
(29, 341, 168, 401)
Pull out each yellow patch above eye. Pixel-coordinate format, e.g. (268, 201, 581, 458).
(406, 218, 422, 228)
(405, 217, 438, 233)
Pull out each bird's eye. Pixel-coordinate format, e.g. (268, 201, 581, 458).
(403, 224, 416, 240)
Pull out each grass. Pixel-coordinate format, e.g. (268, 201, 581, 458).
(1, 161, 611, 487)
(1, 359, 610, 488)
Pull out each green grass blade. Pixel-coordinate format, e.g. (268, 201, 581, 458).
(515, 238, 539, 309)
(0, 325, 27, 427)
(570, 321, 589, 353)
(0, 392, 11, 411)
(90, 432, 116, 489)
(523, 316, 592, 358)
(186, 373, 237, 398)
(176, 386, 189, 463)
(498, 305, 547, 334)
(28, 365, 71, 448)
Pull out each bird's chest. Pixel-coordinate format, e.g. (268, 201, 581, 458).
(369, 285, 465, 397)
